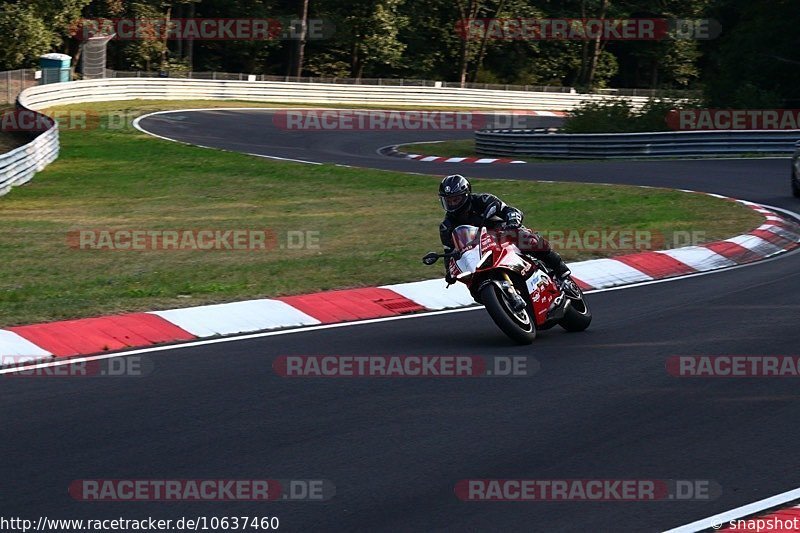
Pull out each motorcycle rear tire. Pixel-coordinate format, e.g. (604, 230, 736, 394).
(559, 288, 592, 332)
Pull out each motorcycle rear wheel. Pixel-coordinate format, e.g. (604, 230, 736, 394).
(559, 284, 592, 332)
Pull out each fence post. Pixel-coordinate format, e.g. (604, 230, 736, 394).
(18, 69, 25, 102)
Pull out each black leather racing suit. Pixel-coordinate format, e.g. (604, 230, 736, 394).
(439, 193, 570, 280)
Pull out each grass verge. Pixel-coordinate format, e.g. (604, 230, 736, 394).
(0, 100, 762, 326)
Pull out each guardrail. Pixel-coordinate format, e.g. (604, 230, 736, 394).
(475, 129, 800, 159)
(101, 70, 697, 98)
(103, 70, 581, 93)
(0, 76, 653, 198)
(17, 77, 651, 112)
(0, 111, 59, 197)
(2, 68, 698, 105)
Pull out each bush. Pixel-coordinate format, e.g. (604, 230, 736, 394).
(562, 97, 703, 133)
(561, 100, 636, 133)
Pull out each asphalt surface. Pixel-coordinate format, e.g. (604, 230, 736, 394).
(140, 109, 790, 204)
(2, 109, 800, 532)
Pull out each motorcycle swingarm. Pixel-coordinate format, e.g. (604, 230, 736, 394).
(537, 294, 568, 330)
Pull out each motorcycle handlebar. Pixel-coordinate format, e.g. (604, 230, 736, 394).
(421, 249, 462, 265)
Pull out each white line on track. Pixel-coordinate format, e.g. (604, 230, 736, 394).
(132, 108, 324, 165)
(3, 231, 799, 377)
(663, 487, 800, 532)
(62, 113, 800, 371)
(45, 107, 800, 529)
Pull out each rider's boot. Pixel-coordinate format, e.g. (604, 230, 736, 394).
(534, 249, 571, 283)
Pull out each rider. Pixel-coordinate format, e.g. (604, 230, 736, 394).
(438, 174, 571, 285)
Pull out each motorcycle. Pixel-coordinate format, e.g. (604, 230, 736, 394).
(422, 224, 591, 344)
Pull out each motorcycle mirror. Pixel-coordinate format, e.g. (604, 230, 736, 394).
(422, 252, 440, 265)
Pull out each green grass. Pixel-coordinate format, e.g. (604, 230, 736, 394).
(0, 100, 762, 326)
(402, 140, 479, 158)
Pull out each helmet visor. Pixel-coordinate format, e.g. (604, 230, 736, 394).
(440, 193, 468, 212)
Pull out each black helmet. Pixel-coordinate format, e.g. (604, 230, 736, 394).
(438, 175, 472, 213)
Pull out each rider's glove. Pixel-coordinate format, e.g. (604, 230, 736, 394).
(505, 210, 522, 228)
(445, 272, 457, 285)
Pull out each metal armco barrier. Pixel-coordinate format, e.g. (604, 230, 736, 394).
(0, 112, 58, 197)
(475, 129, 800, 159)
(0, 76, 651, 198)
(16, 77, 649, 112)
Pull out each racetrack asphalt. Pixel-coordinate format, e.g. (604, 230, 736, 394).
(2, 109, 799, 532)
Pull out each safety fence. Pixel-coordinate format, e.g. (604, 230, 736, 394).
(0, 74, 746, 199)
(0, 116, 58, 197)
(3, 68, 690, 106)
(475, 129, 800, 159)
(16, 77, 651, 112)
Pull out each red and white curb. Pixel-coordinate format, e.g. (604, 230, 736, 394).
(381, 144, 526, 164)
(405, 154, 526, 164)
(1, 196, 798, 366)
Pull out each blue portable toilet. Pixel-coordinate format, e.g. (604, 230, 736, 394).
(39, 53, 72, 84)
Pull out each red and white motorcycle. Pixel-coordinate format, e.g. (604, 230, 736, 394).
(423, 225, 591, 344)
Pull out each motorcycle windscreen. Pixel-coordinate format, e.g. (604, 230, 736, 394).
(451, 225, 480, 251)
(455, 246, 483, 275)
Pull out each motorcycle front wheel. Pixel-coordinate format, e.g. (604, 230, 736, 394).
(480, 282, 537, 345)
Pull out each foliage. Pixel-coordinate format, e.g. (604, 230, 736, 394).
(562, 97, 703, 133)
(0, 0, 796, 106)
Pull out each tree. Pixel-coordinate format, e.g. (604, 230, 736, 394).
(311, 0, 407, 79)
(0, 3, 51, 69)
(703, 0, 800, 106)
(291, 0, 310, 76)
(0, 0, 91, 69)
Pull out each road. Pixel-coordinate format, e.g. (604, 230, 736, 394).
(2, 109, 799, 532)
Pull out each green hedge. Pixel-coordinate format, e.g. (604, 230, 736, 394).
(562, 98, 703, 134)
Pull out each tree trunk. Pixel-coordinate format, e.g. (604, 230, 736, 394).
(585, 0, 609, 89)
(470, 0, 505, 83)
(458, 35, 469, 87)
(456, 0, 480, 87)
(187, 2, 195, 71)
(350, 35, 363, 79)
(650, 59, 658, 88)
(577, 0, 589, 85)
(350, 36, 363, 78)
(176, 3, 183, 62)
(292, 0, 310, 77)
(161, 7, 172, 68)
